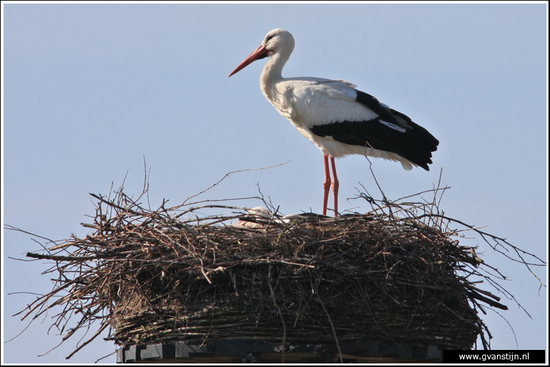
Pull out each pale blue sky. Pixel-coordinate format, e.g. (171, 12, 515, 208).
(2, 2, 547, 363)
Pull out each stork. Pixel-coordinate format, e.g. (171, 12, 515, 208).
(229, 29, 439, 217)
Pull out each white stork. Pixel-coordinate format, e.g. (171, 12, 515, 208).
(229, 29, 439, 217)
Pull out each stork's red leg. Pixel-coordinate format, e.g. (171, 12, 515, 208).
(330, 156, 339, 217)
(322, 155, 331, 216)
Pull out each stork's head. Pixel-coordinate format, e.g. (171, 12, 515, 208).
(228, 29, 295, 77)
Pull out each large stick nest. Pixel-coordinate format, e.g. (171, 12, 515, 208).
(13, 174, 545, 360)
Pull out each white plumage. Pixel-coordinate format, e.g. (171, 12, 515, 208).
(229, 28, 439, 217)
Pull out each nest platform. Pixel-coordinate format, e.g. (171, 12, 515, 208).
(107, 212, 488, 350)
(19, 185, 531, 362)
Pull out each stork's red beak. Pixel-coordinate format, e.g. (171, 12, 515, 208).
(228, 45, 269, 77)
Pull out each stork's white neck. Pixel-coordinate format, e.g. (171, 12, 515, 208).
(260, 48, 291, 102)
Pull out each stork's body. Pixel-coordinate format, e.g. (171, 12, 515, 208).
(229, 29, 439, 217)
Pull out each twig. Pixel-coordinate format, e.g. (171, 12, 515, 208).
(268, 264, 286, 363)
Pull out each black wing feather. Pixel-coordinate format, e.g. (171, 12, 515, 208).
(310, 89, 439, 171)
